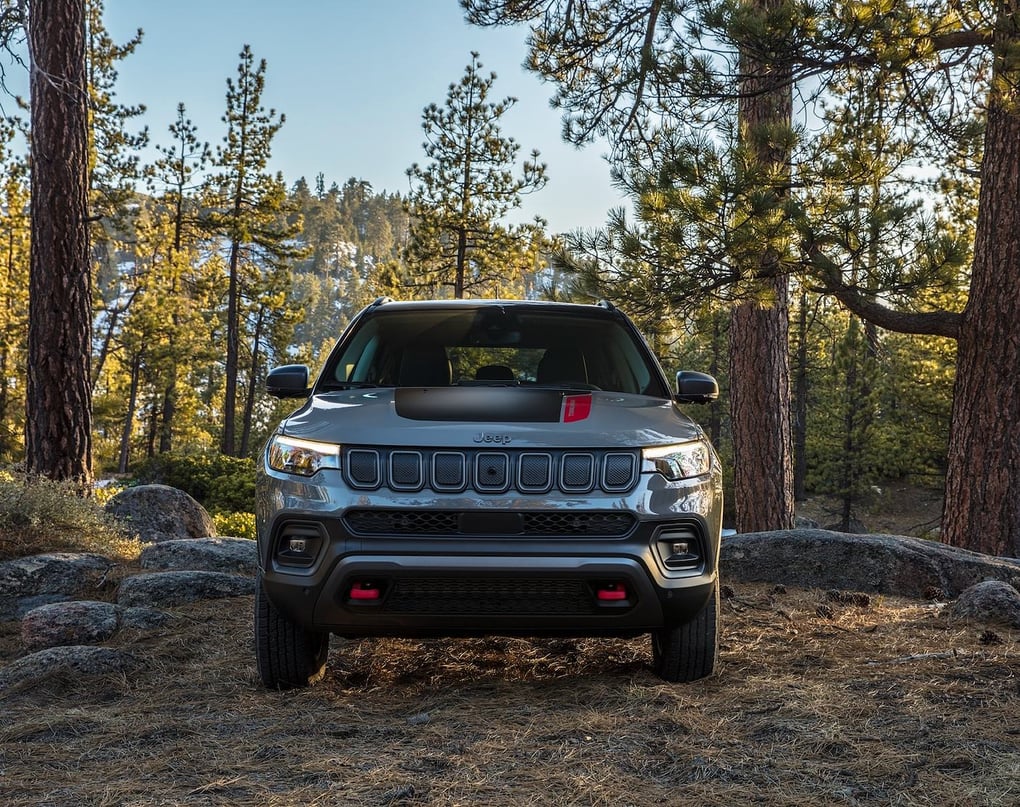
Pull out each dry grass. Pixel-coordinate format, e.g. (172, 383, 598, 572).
(1, 584, 1017, 806)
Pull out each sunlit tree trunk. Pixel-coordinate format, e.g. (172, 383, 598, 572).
(26, 0, 93, 488)
(943, 3, 1020, 557)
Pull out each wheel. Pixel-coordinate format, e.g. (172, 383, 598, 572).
(255, 572, 330, 689)
(651, 583, 720, 683)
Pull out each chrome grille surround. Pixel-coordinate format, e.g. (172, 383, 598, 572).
(342, 447, 640, 496)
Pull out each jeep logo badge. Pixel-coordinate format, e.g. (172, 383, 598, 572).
(473, 432, 512, 445)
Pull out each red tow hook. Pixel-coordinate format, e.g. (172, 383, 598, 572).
(596, 583, 628, 601)
(349, 581, 381, 600)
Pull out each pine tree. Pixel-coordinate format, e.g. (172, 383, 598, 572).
(405, 52, 548, 299)
(148, 102, 211, 452)
(204, 45, 303, 456)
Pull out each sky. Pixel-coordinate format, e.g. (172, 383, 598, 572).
(91, 0, 627, 236)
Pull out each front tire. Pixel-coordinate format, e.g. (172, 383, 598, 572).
(651, 583, 719, 683)
(255, 572, 330, 689)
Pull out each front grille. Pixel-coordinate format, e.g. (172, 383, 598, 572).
(343, 509, 636, 537)
(385, 578, 594, 615)
(343, 447, 639, 496)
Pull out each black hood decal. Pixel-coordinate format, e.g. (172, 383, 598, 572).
(395, 387, 578, 422)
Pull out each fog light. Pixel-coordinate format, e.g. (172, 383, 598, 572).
(274, 524, 323, 568)
(656, 532, 702, 571)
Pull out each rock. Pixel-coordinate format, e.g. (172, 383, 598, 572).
(0, 646, 141, 694)
(722, 529, 1020, 598)
(104, 484, 216, 544)
(944, 580, 1020, 628)
(116, 570, 252, 608)
(19, 600, 172, 652)
(14, 594, 71, 619)
(0, 553, 114, 621)
(140, 537, 257, 575)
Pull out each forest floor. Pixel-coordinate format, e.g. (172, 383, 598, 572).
(2, 579, 1018, 806)
(795, 482, 945, 538)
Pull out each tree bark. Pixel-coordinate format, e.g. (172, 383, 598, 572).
(730, 276, 795, 532)
(942, 3, 1020, 558)
(26, 0, 93, 488)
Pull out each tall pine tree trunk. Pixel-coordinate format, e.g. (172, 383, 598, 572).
(239, 304, 266, 457)
(943, 3, 1020, 557)
(729, 0, 795, 533)
(221, 238, 240, 455)
(117, 354, 140, 474)
(26, 0, 93, 488)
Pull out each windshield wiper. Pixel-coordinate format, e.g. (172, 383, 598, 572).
(318, 381, 383, 391)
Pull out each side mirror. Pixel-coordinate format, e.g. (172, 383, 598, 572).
(675, 370, 718, 405)
(266, 364, 311, 399)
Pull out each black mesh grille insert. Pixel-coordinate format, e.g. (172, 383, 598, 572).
(347, 450, 380, 487)
(345, 510, 460, 535)
(475, 453, 509, 492)
(522, 512, 634, 536)
(343, 509, 635, 537)
(603, 453, 637, 490)
(561, 453, 595, 491)
(433, 452, 466, 490)
(390, 451, 423, 490)
(385, 578, 594, 614)
(518, 453, 552, 490)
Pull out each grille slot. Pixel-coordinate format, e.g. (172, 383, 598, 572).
(603, 453, 637, 491)
(433, 452, 466, 491)
(475, 452, 510, 492)
(347, 449, 380, 488)
(518, 453, 552, 491)
(385, 578, 594, 615)
(560, 453, 595, 492)
(389, 451, 423, 491)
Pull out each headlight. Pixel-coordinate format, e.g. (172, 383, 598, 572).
(642, 441, 711, 481)
(267, 435, 340, 477)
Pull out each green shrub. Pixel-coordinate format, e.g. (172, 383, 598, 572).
(133, 452, 256, 514)
(0, 472, 140, 561)
(213, 511, 257, 540)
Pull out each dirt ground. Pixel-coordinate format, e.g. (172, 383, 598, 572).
(1, 580, 1017, 807)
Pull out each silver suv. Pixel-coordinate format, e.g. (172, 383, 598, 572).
(255, 298, 723, 687)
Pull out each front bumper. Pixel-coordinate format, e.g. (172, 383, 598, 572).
(257, 466, 722, 637)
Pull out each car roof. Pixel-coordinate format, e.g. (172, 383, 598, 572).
(361, 297, 621, 316)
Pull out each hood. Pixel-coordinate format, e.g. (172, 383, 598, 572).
(280, 386, 704, 449)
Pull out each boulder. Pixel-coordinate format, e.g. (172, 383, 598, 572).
(0, 553, 114, 621)
(0, 646, 141, 694)
(139, 537, 257, 575)
(722, 529, 1020, 598)
(944, 580, 1020, 628)
(20, 600, 171, 652)
(116, 570, 252, 608)
(104, 484, 215, 544)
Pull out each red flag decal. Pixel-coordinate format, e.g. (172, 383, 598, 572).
(561, 394, 592, 423)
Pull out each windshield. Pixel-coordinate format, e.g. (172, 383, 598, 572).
(319, 306, 668, 397)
